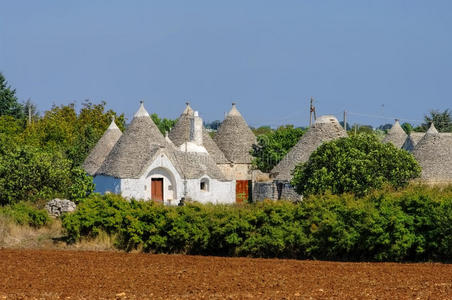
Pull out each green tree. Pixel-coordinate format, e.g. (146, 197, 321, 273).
(251, 125, 305, 173)
(251, 126, 273, 136)
(23, 101, 125, 167)
(291, 134, 421, 196)
(401, 122, 413, 134)
(421, 109, 452, 132)
(0, 141, 93, 205)
(0, 73, 24, 119)
(151, 113, 177, 135)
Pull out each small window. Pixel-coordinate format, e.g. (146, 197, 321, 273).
(200, 178, 209, 192)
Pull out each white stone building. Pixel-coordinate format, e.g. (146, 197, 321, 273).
(85, 102, 235, 205)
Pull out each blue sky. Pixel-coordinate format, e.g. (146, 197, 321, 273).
(1, 1, 451, 127)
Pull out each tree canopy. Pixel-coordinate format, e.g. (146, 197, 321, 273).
(291, 134, 421, 196)
(151, 113, 177, 135)
(251, 125, 305, 173)
(421, 109, 452, 132)
(0, 72, 24, 119)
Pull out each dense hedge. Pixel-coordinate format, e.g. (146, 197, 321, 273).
(62, 186, 452, 261)
(0, 202, 51, 228)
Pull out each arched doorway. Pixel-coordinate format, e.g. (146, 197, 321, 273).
(147, 167, 177, 205)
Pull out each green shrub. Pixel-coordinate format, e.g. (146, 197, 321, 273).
(62, 186, 452, 262)
(0, 202, 51, 228)
(291, 134, 421, 196)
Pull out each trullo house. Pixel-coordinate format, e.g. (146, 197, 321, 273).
(254, 115, 347, 201)
(214, 103, 257, 202)
(85, 102, 235, 205)
(412, 123, 452, 183)
(383, 119, 407, 149)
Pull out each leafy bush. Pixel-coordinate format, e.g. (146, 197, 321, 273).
(0, 202, 51, 228)
(0, 139, 94, 205)
(63, 186, 452, 262)
(292, 134, 421, 196)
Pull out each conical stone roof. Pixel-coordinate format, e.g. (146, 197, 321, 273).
(383, 120, 407, 148)
(168, 103, 229, 163)
(402, 132, 425, 152)
(97, 102, 167, 178)
(82, 118, 122, 176)
(271, 115, 347, 181)
(214, 103, 257, 164)
(412, 123, 452, 182)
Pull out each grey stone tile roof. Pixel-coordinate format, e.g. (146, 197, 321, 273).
(271, 115, 347, 181)
(383, 120, 407, 149)
(168, 104, 229, 164)
(95, 102, 228, 181)
(214, 103, 257, 164)
(412, 123, 452, 182)
(171, 150, 228, 180)
(402, 132, 425, 152)
(96, 102, 167, 178)
(82, 119, 122, 176)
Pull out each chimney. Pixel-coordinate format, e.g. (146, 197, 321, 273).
(190, 111, 203, 146)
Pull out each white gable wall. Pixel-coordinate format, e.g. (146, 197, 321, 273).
(120, 152, 184, 204)
(94, 152, 235, 205)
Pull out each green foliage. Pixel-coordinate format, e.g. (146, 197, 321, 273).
(291, 134, 421, 197)
(0, 202, 51, 227)
(422, 109, 452, 132)
(23, 101, 125, 167)
(251, 125, 305, 172)
(151, 113, 177, 135)
(62, 186, 452, 261)
(401, 122, 413, 134)
(0, 141, 94, 205)
(0, 73, 24, 119)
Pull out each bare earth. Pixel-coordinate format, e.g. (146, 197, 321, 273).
(1, 249, 452, 299)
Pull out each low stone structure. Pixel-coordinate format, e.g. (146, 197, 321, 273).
(45, 199, 76, 217)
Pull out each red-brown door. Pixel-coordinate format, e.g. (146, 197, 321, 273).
(151, 178, 164, 202)
(236, 180, 250, 203)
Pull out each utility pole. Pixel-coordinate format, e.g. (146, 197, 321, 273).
(309, 97, 316, 127)
(343, 110, 347, 130)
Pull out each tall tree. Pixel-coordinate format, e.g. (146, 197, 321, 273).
(0, 73, 24, 119)
(422, 109, 452, 132)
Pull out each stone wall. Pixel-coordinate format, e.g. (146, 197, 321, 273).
(253, 180, 302, 202)
(253, 182, 277, 201)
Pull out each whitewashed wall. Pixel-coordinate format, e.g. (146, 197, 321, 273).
(186, 176, 235, 204)
(94, 151, 235, 205)
(120, 152, 184, 204)
(93, 175, 121, 194)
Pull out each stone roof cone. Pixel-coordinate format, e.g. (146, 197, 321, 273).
(97, 101, 167, 178)
(214, 103, 257, 164)
(82, 116, 122, 176)
(412, 123, 452, 182)
(168, 103, 229, 163)
(383, 119, 408, 148)
(271, 115, 347, 181)
(402, 132, 425, 152)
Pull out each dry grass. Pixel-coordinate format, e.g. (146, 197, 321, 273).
(0, 215, 117, 251)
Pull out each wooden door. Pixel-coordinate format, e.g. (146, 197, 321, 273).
(236, 180, 251, 203)
(151, 178, 164, 202)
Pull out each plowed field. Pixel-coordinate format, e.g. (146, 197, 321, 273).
(1, 250, 452, 299)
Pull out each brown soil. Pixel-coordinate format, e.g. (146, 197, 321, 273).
(1, 249, 452, 299)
